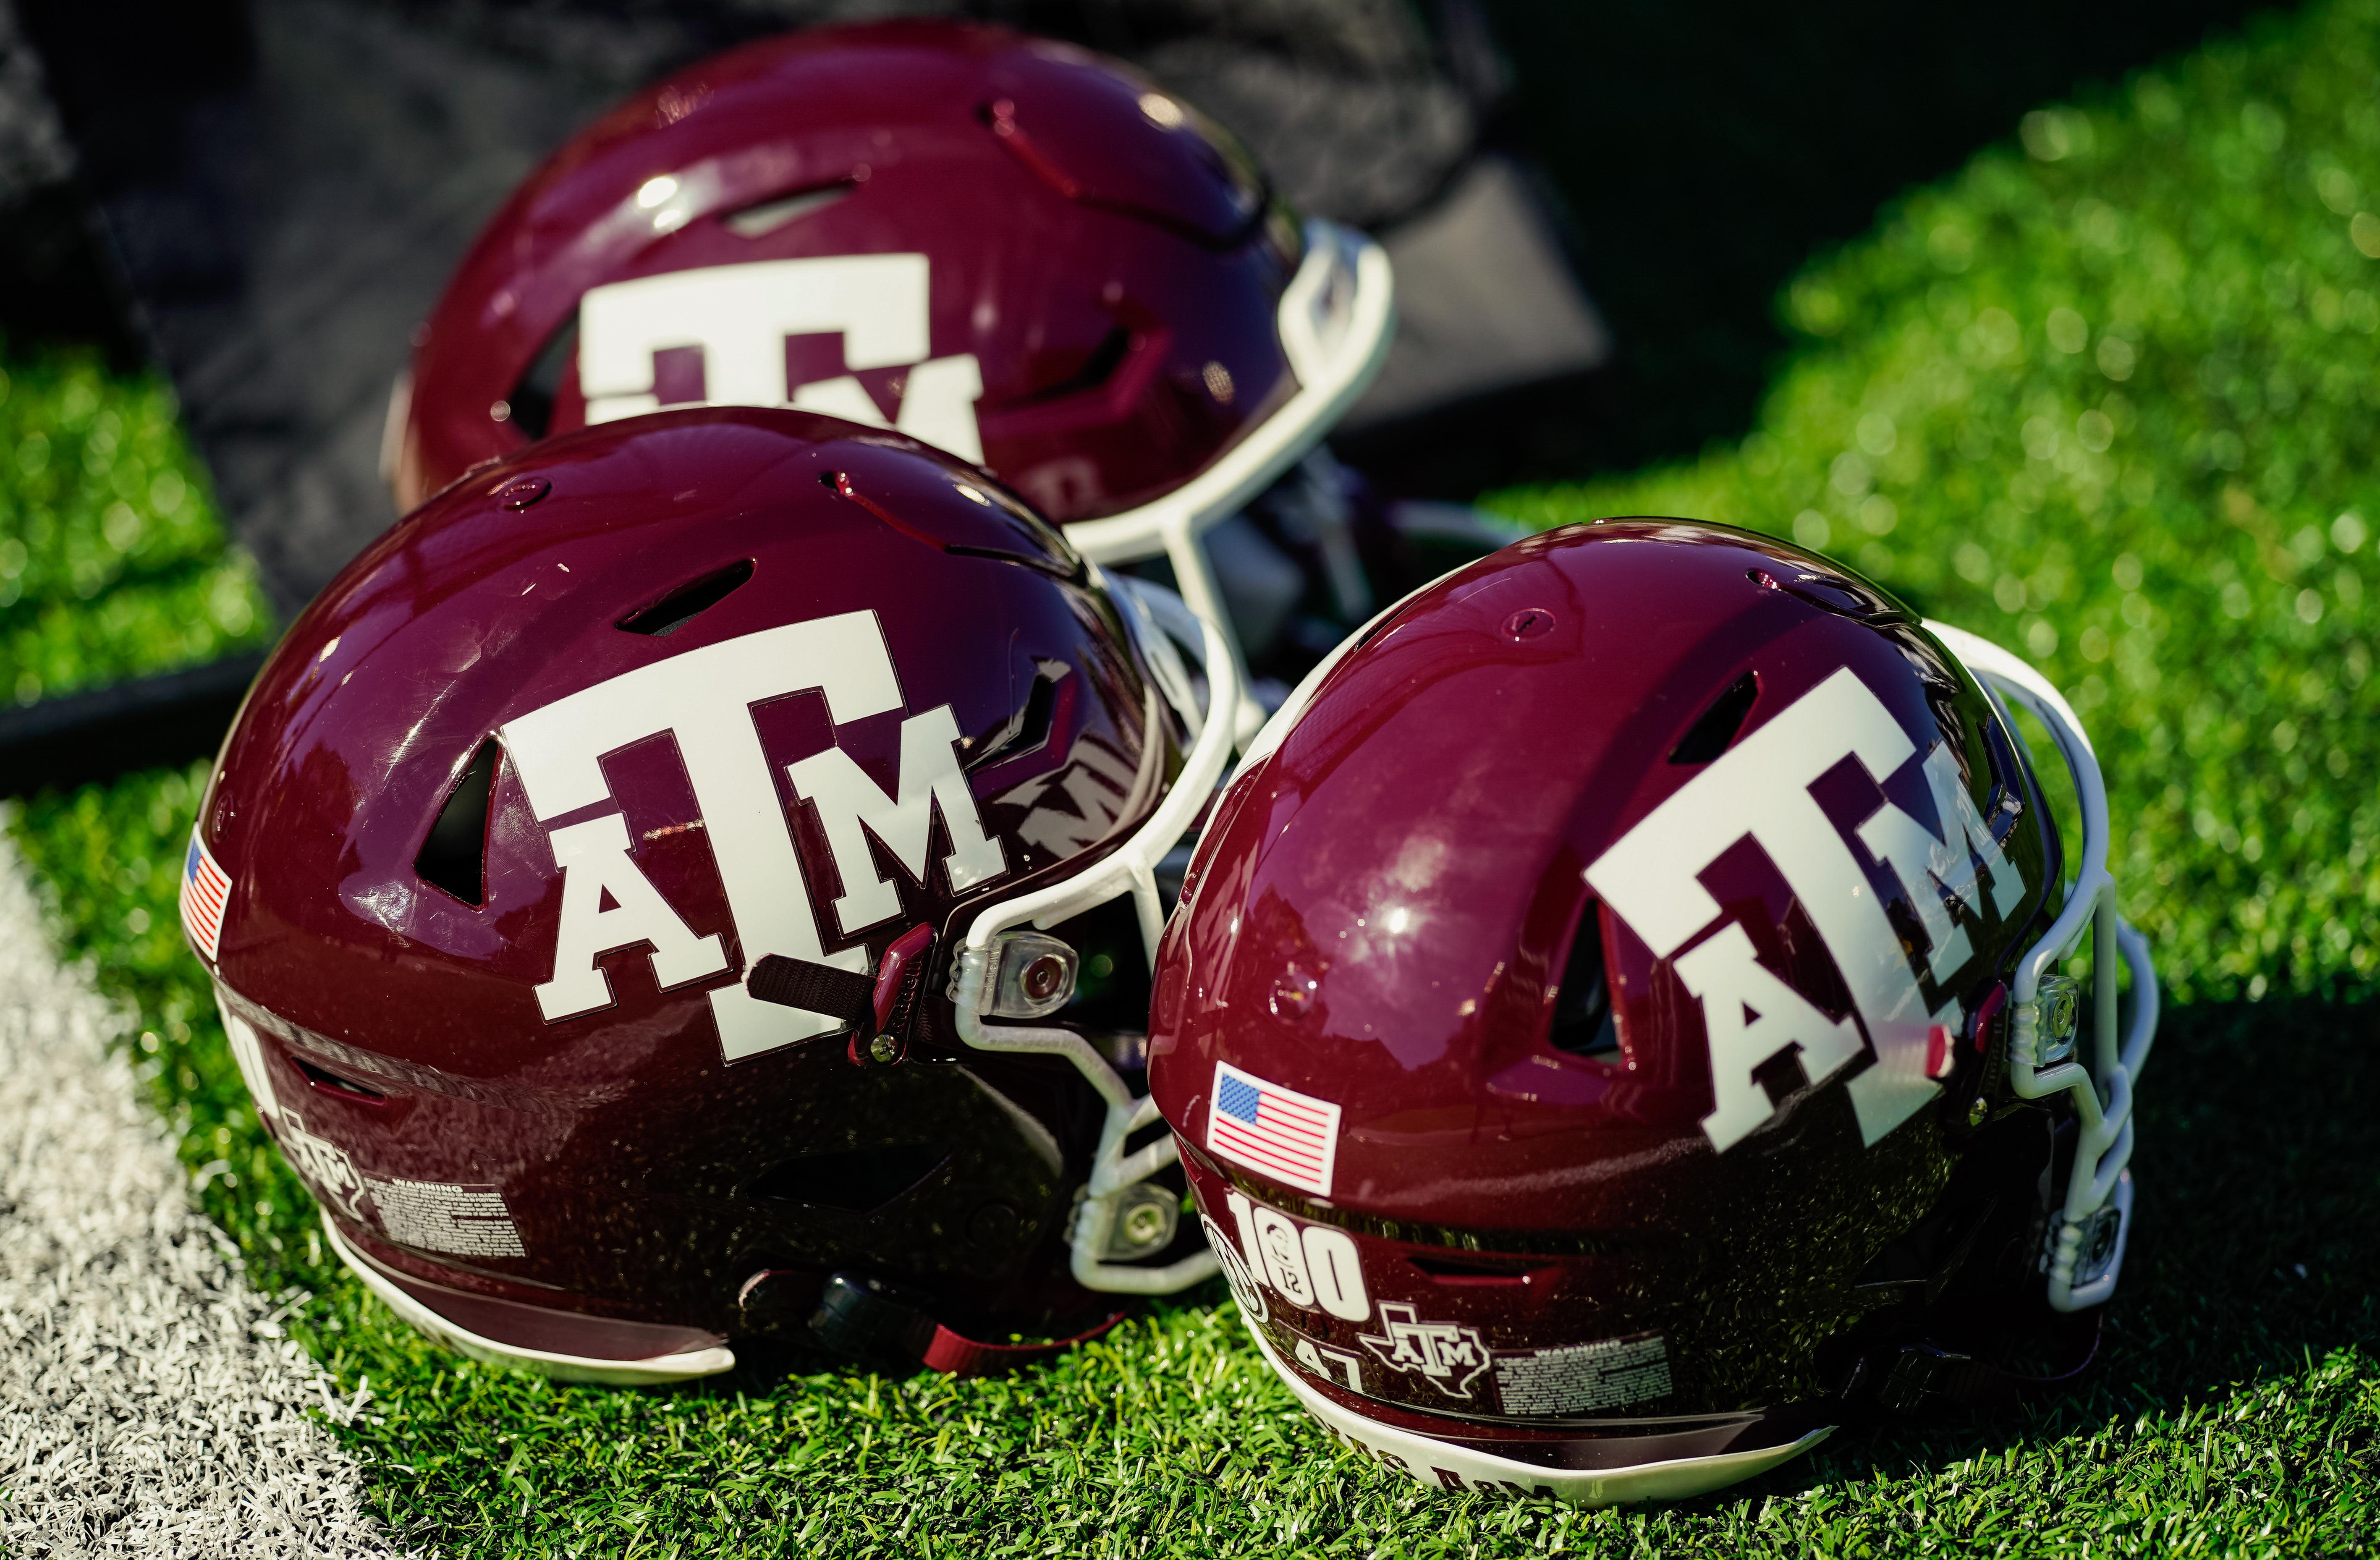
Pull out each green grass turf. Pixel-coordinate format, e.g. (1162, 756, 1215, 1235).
(1402, 0, 2269, 497)
(10, 2, 2380, 1552)
(1491, 0, 2380, 1010)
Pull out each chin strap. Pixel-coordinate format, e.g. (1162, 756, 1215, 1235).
(748, 924, 937, 1068)
(806, 1271, 1126, 1379)
(916, 1311, 1130, 1376)
(1860, 1310, 2102, 1413)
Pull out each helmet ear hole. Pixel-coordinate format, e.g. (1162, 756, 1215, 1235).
(416, 739, 500, 905)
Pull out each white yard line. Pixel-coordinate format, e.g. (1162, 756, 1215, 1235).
(0, 838, 408, 1557)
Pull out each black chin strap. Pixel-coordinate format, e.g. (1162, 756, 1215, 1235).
(747, 926, 937, 1050)
(1860, 1310, 2102, 1413)
(747, 954, 876, 1029)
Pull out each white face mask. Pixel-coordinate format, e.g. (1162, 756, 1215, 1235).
(948, 571, 1241, 1297)
(1927, 620, 2155, 1312)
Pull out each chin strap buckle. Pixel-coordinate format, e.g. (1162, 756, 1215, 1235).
(1874, 1344, 2004, 1413)
(748, 923, 937, 1068)
(805, 1272, 939, 1364)
(1854, 1311, 2103, 1415)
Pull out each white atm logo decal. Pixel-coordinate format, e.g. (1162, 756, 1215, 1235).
(1584, 666, 2024, 1152)
(498, 610, 1006, 1062)
(578, 254, 985, 464)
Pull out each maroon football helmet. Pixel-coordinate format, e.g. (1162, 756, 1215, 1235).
(390, 20, 1391, 693)
(1148, 521, 2155, 1502)
(191, 409, 1237, 1382)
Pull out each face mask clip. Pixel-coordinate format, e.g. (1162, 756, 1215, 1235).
(947, 929, 1079, 1019)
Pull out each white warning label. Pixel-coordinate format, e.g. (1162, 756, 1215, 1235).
(1493, 1333, 1672, 1415)
(366, 1178, 528, 1258)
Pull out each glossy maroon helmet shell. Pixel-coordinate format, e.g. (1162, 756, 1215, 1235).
(202, 408, 1181, 1354)
(1149, 521, 2065, 1455)
(398, 21, 1301, 527)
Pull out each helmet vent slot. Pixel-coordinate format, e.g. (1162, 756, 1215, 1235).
(749, 1144, 951, 1214)
(617, 560, 754, 638)
(967, 665, 1066, 770)
(1408, 1254, 1547, 1287)
(723, 179, 856, 240)
(1668, 672, 1759, 764)
(416, 739, 499, 906)
(505, 314, 579, 441)
(293, 1056, 387, 1104)
(1546, 902, 1618, 1057)
(1016, 326, 1133, 405)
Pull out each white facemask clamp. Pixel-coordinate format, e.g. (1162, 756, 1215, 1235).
(948, 574, 1237, 1295)
(1057, 219, 1396, 746)
(1930, 621, 2158, 1313)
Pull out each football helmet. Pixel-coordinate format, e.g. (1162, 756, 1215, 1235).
(389, 19, 1392, 707)
(189, 408, 1234, 1383)
(1148, 520, 2155, 1502)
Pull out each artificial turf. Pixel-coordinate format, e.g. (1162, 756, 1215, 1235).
(8, 0, 2380, 1552)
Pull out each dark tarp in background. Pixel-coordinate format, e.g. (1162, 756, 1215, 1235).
(0, 0, 2289, 618)
(1, 0, 1610, 615)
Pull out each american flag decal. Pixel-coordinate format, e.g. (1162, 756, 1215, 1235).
(180, 828, 230, 961)
(1207, 1061, 1341, 1196)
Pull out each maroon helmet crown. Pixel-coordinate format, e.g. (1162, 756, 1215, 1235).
(196, 408, 1239, 1382)
(1148, 521, 2156, 1502)
(392, 20, 1392, 708)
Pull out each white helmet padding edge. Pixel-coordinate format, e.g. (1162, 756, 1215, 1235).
(1254, 1332, 1834, 1505)
(326, 1215, 739, 1384)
